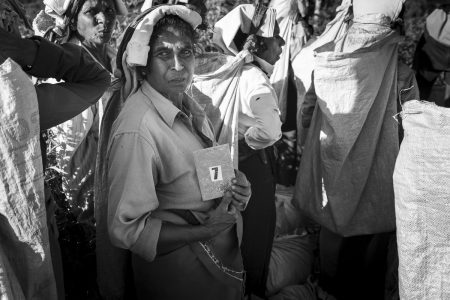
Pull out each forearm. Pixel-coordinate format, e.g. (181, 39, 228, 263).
(156, 222, 214, 255)
(32, 38, 110, 129)
(0, 37, 37, 67)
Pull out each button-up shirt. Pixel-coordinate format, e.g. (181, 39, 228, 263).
(107, 81, 216, 262)
(238, 60, 282, 150)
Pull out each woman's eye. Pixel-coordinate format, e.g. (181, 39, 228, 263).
(157, 51, 169, 57)
(181, 49, 193, 57)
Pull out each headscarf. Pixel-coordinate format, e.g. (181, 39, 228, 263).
(213, 4, 277, 56)
(352, 0, 405, 25)
(426, 8, 450, 47)
(42, 0, 128, 42)
(116, 4, 201, 100)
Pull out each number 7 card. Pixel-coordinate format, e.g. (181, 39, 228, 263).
(193, 144, 235, 201)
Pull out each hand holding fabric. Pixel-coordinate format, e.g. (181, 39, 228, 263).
(204, 195, 238, 238)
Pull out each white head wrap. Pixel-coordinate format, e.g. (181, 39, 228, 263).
(212, 4, 277, 55)
(352, 0, 405, 22)
(426, 8, 450, 46)
(126, 4, 201, 66)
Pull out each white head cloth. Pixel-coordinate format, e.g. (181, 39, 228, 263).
(126, 4, 201, 67)
(212, 4, 277, 55)
(352, 0, 405, 23)
(426, 8, 450, 46)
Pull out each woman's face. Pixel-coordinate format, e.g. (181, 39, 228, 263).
(76, 0, 117, 47)
(145, 25, 195, 100)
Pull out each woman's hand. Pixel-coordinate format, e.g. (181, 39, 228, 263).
(203, 194, 238, 238)
(230, 169, 251, 212)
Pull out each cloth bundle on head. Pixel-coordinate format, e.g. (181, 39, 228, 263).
(352, 0, 405, 23)
(213, 4, 277, 55)
(426, 8, 450, 46)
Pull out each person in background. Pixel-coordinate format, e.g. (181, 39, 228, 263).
(0, 0, 110, 298)
(38, 0, 127, 224)
(413, 6, 450, 108)
(104, 5, 251, 299)
(212, 4, 284, 297)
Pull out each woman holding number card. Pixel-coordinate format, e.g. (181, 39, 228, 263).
(104, 5, 251, 299)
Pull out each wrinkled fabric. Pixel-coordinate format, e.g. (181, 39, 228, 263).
(292, 0, 352, 144)
(192, 51, 250, 166)
(266, 234, 314, 296)
(192, 50, 281, 167)
(0, 58, 57, 300)
(394, 100, 450, 300)
(352, 0, 405, 21)
(212, 4, 277, 56)
(295, 22, 402, 236)
(269, 0, 308, 122)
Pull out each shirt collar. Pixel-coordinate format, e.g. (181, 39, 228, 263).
(140, 80, 212, 135)
(254, 55, 274, 76)
(141, 80, 181, 127)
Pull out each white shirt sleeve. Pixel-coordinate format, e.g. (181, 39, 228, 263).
(242, 70, 282, 150)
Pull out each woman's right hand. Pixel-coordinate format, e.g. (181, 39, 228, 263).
(203, 192, 238, 238)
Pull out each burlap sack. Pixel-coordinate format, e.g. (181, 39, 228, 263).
(0, 58, 57, 299)
(394, 100, 450, 300)
(295, 22, 401, 236)
(191, 50, 253, 168)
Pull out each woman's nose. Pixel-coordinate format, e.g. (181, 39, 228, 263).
(95, 12, 106, 25)
(172, 55, 184, 71)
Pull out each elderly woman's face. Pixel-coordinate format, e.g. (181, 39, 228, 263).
(145, 25, 195, 99)
(76, 0, 117, 47)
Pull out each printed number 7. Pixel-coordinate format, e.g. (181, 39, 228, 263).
(211, 166, 219, 180)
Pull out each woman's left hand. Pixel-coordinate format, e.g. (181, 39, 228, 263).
(230, 169, 251, 211)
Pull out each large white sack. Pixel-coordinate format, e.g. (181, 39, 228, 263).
(295, 20, 402, 236)
(292, 0, 351, 145)
(0, 58, 57, 299)
(394, 100, 450, 300)
(266, 234, 313, 296)
(192, 50, 253, 168)
(274, 185, 302, 236)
